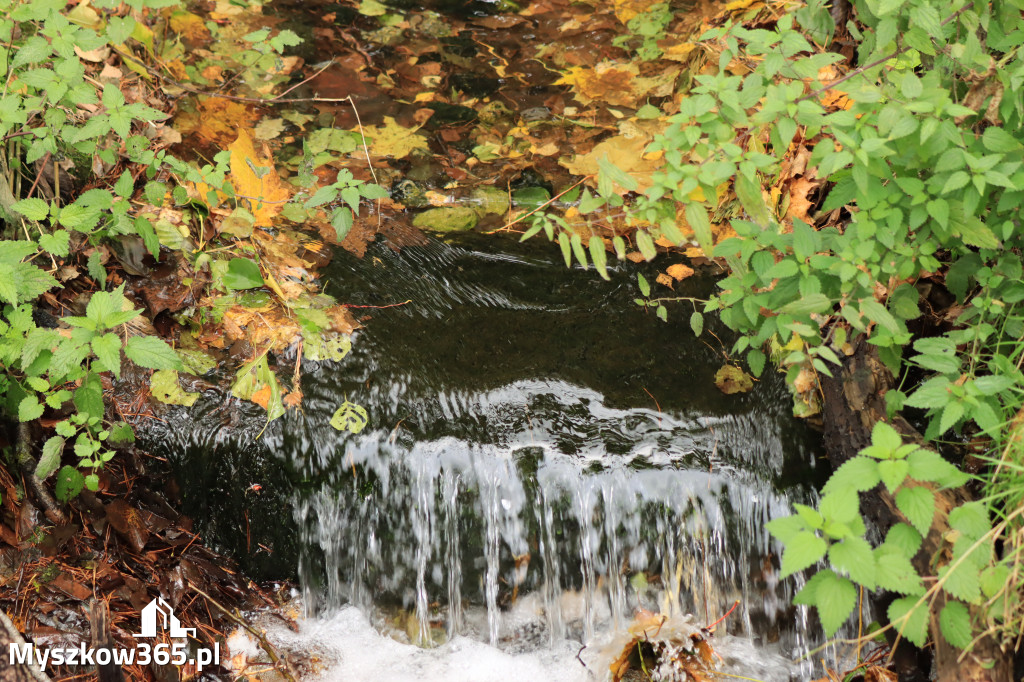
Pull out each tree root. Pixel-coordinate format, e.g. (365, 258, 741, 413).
(14, 423, 65, 525)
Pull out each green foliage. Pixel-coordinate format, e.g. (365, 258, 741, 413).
(587, 0, 1024, 654)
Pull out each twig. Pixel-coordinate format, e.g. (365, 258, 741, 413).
(187, 582, 298, 682)
(15, 423, 66, 524)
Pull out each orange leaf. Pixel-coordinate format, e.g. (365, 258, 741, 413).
(250, 385, 273, 409)
(228, 130, 291, 228)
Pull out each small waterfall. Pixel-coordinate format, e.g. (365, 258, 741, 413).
(293, 406, 814, 665)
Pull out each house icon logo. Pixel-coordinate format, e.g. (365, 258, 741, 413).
(133, 597, 197, 638)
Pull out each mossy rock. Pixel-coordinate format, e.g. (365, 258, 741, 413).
(470, 186, 510, 216)
(412, 206, 479, 232)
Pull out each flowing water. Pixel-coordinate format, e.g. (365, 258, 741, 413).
(145, 233, 839, 681)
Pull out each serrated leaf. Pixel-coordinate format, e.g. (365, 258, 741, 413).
(19, 396, 44, 422)
(907, 449, 967, 488)
(896, 485, 935, 537)
(780, 530, 827, 578)
(949, 502, 991, 541)
(888, 596, 929, 647)
(55, 465, 84, 502)
(939, 600, 972, 649)
(12, 197, 50, 221)
(36, 436, 64, 480)
(91, 332, 123, 378)
(38, 230, 71, 257)
(766, 514, 805, 543)
(823, 456, 881, 495)
(876, 546, 924, 594)
(829, 536, 876, 589)
(820, 487, 860, 524)
(815, 570, 857, 636)
(939, 562, 981, 604)
(124, 336, 183, 371)
(878, 459, 909, 492)
(74, 372, 104, 421)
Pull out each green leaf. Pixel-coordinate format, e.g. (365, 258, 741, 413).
(939, 600, 972, 649)
(734, 174, 772, 228)
(875, 546, 924, 594)
(766, 514, 805, 543)
(330, 400, 369, 434)
(570, 233, 588, 269)
(878, 459, 909, 493)
(19, 396, 44, 422)
(124, 336, 184, 370)
(907, 449, 968, 488)
(558, 232, 572, 268)
(888, 596, 929, 647)
(35, 436, 64, 480)
(860, 299, 900, 334)
(74, 372, 104, 421)
(871, 421, 903, 452)
(12, 197, 50, 221)
(589, 236, 609, 280)
(598, 154, 639, 192)
(815, 570, 857, 636)
(38, 230, 71, 257)
(939, 562, 981, 604)
(91, 332, 123, 378)
(896, 486, 935, 537)
(820, 487, 860, 524)
(823, 456, 881, 495)
(635, 229, 657, 261)
(747, 348, 765, 376)
(222, 258, 264, 290)
(685, 203, 714, 258)
(150, 369, 200, 406)
(637, 273, 651, 297)
(779, 530, 827, 578)
(689, 312, 703, 337)
(54, 465, 84, 502)
(948, 502, 991, 541)
(829, 536, 876, 589)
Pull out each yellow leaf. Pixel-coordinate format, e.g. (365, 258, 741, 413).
(228, 130, 291, 228)
(358, 116, 429, 159)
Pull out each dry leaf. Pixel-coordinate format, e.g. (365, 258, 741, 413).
(666, 263, 695, 280)
(228, 129, 291, 227)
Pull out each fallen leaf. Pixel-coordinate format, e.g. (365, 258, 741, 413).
(359, 116, 429, 158)
(562, 134, 663, 193)
(715, 365, 754, 394)
(228, 129, 291, 227)
(656, 272, 673, 288)
(666, 263, 695, 280)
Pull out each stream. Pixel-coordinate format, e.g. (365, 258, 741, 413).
(143, 233, 842, 681)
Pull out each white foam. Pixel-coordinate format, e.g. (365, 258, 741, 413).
(269, 607, 588, 682)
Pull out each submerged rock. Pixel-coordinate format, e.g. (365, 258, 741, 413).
(412, 206, 479, 232)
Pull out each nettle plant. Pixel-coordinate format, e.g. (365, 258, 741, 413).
(609, 0, 1024, 653)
